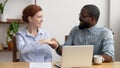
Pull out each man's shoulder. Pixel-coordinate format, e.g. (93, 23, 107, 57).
(72, 26, 79, 30)
(97, 26, 113, 35)
(101, 26, 111, 32)
(70, 26, 80, 33)
(96, 26, 110, 31)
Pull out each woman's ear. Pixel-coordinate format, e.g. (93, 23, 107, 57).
(28, 16, 33, 22)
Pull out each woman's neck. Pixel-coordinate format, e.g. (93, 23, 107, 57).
(27, 25, 38, 37)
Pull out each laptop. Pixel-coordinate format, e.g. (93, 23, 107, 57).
(61, 45, 94, 68)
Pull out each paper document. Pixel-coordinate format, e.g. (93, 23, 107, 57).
(30, 62, 52, 68)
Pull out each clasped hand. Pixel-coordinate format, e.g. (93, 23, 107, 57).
(39, 38, 59, 49)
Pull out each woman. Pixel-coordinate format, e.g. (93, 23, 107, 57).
(16, 4, 53, 62)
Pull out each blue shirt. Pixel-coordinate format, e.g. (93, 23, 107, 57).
(16, 28, 52, 62)
(64, 25, 115, 60)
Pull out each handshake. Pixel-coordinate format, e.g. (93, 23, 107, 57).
(40, 38, 59, 49)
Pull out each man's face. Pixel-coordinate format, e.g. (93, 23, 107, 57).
(79, 8, 92, 29)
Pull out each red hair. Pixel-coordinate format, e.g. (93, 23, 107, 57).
(22, 4, 42, 23)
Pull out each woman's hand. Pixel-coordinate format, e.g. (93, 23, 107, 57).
(39, 38, 59, 49)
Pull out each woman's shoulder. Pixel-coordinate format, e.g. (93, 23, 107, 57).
(17, 28, 26, 35)
(38, 28, 49, 35)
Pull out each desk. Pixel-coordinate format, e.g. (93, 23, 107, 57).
(0, 62, 120, 68)
(92, 62, 120, 68)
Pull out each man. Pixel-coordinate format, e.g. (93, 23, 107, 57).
(50, 4, 114, 62)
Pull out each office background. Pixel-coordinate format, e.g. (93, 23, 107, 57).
(0, 0, 120, 61)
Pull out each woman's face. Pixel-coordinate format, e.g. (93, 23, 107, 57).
(29, 11, 43, 28)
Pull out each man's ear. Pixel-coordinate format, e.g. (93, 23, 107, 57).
(91, 17, 95, 21)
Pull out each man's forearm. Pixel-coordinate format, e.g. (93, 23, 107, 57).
(56, 45, 62, 56)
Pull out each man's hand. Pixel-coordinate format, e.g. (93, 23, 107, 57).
(102, 54, 112, 62)
(49, 38, 59, 49)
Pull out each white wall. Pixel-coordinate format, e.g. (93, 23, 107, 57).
(110, 0, 120, 61)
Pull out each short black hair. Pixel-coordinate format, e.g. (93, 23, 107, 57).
(83, 4, 100, 21)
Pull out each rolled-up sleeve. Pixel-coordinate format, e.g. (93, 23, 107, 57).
(102, 30, 115, 61)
